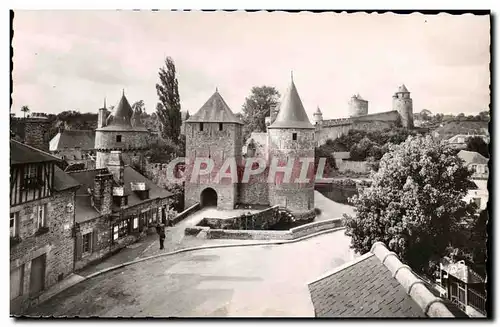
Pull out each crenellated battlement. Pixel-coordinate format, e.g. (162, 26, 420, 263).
(321, 117, 353, 127)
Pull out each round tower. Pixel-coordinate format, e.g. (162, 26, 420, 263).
(313, 106, 323, 125)
(267, 76, 316, 219)
(94, 91, 150, 170)
(392, 84, 414, 128)
(348, 94, 368, 117)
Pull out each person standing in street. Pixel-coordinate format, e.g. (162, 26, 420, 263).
(157, 223, 165, 250)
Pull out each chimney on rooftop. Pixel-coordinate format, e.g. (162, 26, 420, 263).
(92, 171, 113, 215)
(107, 151, 125, 185)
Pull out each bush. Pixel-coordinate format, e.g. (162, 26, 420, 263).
(314, 208, 322, 215)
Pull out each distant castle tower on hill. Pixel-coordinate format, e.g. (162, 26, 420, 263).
(313, 84, 414, 145)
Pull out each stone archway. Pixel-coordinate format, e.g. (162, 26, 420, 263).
(200, 188, 218, 208)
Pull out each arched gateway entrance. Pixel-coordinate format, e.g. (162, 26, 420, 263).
(200, 188, 218, 208)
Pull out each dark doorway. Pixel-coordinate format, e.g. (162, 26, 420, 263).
(200, 188, 218, 208)
(30, 254, 46, 296)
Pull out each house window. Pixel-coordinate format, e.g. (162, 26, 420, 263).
(152, 210, 157, 224)
(133, 217, 138, 230)
(113, 220, 129, 241)
(10, 265, 24, 300)
(219, 123, 223, 131)
(37, 204, 47, 229)
(292, 133, 297, 141)
(200, 123, 204, 131)
(23, 165, 41, 189)
(116, 135, 122, 143)
(82, 232, 92, 254)
(470, 164, 477, 172)
(10, 212, 19, 238)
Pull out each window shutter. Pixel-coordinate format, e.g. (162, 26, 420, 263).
(75, 232, 83, 260)
(92, 229, 98, 253)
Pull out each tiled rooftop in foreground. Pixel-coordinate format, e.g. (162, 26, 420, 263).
(308, 242, 468, 318)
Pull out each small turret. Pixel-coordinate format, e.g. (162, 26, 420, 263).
(313, 106, 323, 125)
(392, 84, 414, 129)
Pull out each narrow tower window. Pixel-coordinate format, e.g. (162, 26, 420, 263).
(292, 133, 297, 141)
(219, 123, 223, 131)
(116, 135, 122, 143)
(200, 123, 204, 131)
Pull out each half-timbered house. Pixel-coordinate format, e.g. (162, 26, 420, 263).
(10, 140, 80, 314)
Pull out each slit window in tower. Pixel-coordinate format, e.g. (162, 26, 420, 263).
(292, 133, 297, 141)
(219, 123, 223, 131)
(116, 135, 122, 143)
(200, 123, 204, 131)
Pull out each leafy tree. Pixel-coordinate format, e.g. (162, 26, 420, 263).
(20, 105, 30, 118)
(457, 113, 466, 121)
(156, 57, 182, 143)
(466, 136, 489, 158)
(241, 86, 280, 141)
(315, 146, 338, 177)
(478, 110, 490, 122)
(344, 135, 476, 275)
(132, 100, 145, 114)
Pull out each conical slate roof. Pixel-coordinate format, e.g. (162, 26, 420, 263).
(106, 93, 134, 128)
(315, 106, 322, 114)
(187, 90, 243, 124)
(268, 79, 314, 129)
(397, 84, 409, 93)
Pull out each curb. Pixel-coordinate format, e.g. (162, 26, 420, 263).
(41, 226, 346, 304)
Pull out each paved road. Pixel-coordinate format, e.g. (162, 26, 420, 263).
(29, 230, 357, 317)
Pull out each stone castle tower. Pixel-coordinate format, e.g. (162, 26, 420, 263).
(348, 94, 369, 117)
(267, 77, 316, 214)
(94, 91, 150, 170)
(392, 84, 414, 128)
(313, 106, 323, 125)
(184, 89, 244, 210)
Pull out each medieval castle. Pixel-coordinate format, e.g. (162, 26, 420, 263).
(312, 84, 414, 145)
(184, 77, 316, 220)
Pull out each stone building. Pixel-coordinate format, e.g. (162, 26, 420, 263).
(95, 91, 150, 172)
(49, 129, 96, 170)
(185, 78, 316, 220)
(313, 84, 414, 145)
(67, 150, 173, 270)
(10, 140, 80, 314)
(184, 89, 244, 210)
(10, 115, 52, 151)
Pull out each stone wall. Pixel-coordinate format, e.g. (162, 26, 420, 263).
(197, 206, 280, 230)
(337, 160, 370, 174)
(11, 118, 51, 151)
(184, 122, 242, 210)
(393, 95, 414, 128)
(10, 190, 76, 314)
(188, 217, 344, 241)
(314, 110, 402, 145)
(267, 128, 315, 214)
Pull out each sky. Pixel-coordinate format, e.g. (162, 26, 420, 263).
(11, 10, 490, 119)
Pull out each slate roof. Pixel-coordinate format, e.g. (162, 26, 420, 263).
(397, 84, 410, 93)
(457, 150, 488, 165)
(315, 106, 322, 114)
(308, 242, 467, 318)
(187, 90, 243, 124)
(49, 130, 95, 151)
(68, 166, 173, 223)
(53, 165, 81, 192)
(268, 79, 314, 129)
(97, 93, 148, 132)
(10, 139, 60, 165)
